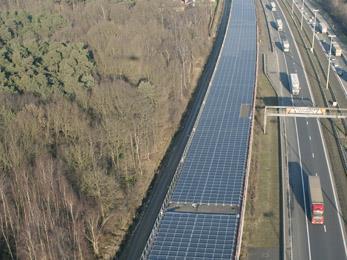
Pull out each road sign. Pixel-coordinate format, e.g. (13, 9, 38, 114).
(286, 107, 326, 115)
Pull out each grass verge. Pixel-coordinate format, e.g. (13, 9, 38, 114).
(241, 1, 281, 257)
(241, 71, 280, 259)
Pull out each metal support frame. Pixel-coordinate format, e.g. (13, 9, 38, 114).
(310, 9, 319, 52)
(300, 0, 305, 30)
(264, 106, 347, 134)
(326, 34, 336, 89)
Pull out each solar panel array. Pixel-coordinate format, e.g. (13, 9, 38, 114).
(148, 212, 238, 260)
(144, 0, 257, 258)
(171, 0, 256, 206)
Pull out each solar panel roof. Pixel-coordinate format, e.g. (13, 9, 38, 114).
(169, 0, 256, 206)
(143, 0, 256, 258)
(148, 212, 238, 260)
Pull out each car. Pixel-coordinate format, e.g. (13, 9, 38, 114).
(337, 68, 344, 76)
(334, 64, 344, 76)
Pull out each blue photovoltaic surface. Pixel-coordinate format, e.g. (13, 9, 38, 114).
(170, 0, 256, 206)
(148, 212, 238, 260)
(145, 0, 256, 258)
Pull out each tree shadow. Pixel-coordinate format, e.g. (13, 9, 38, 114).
(320, 118, 346, 138)
(322, 186, 347, 225)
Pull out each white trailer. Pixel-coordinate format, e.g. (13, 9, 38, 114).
(308, 176, 324, 224)
(282, 39, 290, 52)
(317, 21, 327, 34)
(276, 19, 283, 31)
(332, 42, 342, 57)
(290, 73, 300, 95)
(270, 1, 276, 11)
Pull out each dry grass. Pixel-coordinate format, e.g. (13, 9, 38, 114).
(241, 72, 280, 260)
(241, 0, 281, 258)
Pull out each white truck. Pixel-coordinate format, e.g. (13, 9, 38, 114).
(276, 19, 283, 31)
(270, 1, 276, 11)
(317, 21, 327, 33)
(332, 42, 342, 57)
(290, 73, 300, 95)
(282, 39, 290, 52)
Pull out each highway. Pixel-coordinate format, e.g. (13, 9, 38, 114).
(264, 0, 347, 259)
(292, 0, 347, 97)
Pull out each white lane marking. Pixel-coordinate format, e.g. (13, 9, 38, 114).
(309, 136, 311, 141)
(324, 225, 327, 232)
(269, 7, 294, 260)
(318, 119, 347, 254)
(276, 2, 312, 259)
(336, 71, 347, 98)
(278, 0, 347, 255)
(312, 153, 315, 158)
(294, 117, 312, 260)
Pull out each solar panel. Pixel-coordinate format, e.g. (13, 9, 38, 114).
(148, 212, 238, 260)
(143, 0, 256, 258)
(168, 0, 256, 206)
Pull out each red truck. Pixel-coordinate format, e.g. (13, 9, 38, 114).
(308, 176, 324, 224)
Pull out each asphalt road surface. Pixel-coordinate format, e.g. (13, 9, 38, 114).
(265, 0, 347, 259)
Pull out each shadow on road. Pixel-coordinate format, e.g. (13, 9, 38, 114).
(275, 41, 282, 51)
(271, 20, 278, 30)
(320, 40, 329, 53)
(288, 161, 310, 216)
(262, 96, 291, 106)
(280, 72, 290, 92)
(266, 4, 273, 11)
(321, 186, 347, 225)
(260, 96, 312, 107)
(288, 161, 347, 225)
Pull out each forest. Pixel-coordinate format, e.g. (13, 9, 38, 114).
(0, 0, 218, 258)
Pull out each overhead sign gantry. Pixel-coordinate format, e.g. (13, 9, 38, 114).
(264, 106, 347, 134)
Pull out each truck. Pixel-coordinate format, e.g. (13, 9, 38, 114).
(276, 19, 283, 31)
(289, 73, 300, 95)
(308, 176, 324, 224)
(317, 21, 327, 34)
(282, 39, 290, 52)
(270, 1, 276, 11)
(332, 42, 342, 57)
